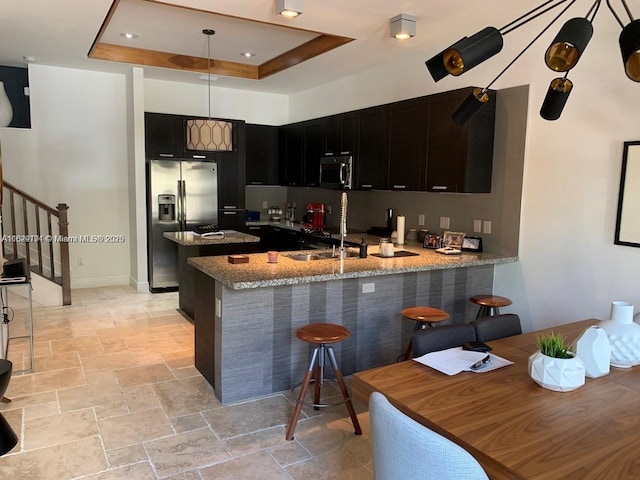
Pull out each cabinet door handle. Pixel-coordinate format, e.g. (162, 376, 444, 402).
(432, 186, 448, 190)
(250, 182, 263, 185)
(223, 205, 237, 209)
(192, 155, 207, 159)
(159, 153, 174, 158)
(393, 185, 406, 189)
(223, 211, 237, 215)
(361, 184, 372, 188)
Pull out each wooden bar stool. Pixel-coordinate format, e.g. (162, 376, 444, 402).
(400, 307, 449, 361)
(469, 294, 512, 319)
(286, 323, 362, 441)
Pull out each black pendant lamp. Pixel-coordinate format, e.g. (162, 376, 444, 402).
(540, 77, 574, 120)
(545, 17, 594, 71)
(452, 88, 491, 125)
(620, 18, 640, 81)
(441, 27, 504, 77)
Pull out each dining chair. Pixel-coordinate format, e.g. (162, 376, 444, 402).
(411, 323, 477, 358)
(369, 392, 489, 480)
(470, 313, 522, 342)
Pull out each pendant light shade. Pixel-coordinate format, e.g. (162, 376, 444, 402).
(620, 19, 640, 81)
(540, 77, 573, 120)
(452, 87, 490, 125)
(442, 27, 504, 76)
(545, 18, 593, 72)
(426, 40, 465, 82)
(185, 29, 233, 152)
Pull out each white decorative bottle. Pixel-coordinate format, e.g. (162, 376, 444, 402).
(598, 301, 640, 368)
(0, 82, 13, 127)
(573, 326, 611, 378)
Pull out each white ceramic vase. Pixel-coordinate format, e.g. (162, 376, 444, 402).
(0, 82, 13, 127)
(573, 326, 610, 378)
(597, 301, 640, 368)
(528, 351, 586, 392)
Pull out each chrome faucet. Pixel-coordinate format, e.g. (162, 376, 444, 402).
(339, 192, 347, 259)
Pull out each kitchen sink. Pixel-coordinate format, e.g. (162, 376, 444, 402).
(285, 250, 361, 261)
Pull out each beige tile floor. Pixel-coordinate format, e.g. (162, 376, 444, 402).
(0, 286, 372, 479)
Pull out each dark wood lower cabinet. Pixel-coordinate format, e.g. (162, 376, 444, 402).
(194, 269, 216, 387)
(178, 243, 260, 318)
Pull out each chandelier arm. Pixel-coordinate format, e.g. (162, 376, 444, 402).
(586, 0, 602, 22)
(619, 0, 635, 20)
(207, 34, 211, 119)
(501, 0, 572, 35)
(606, 0, 627, 26)
(485, 0, 578, 90)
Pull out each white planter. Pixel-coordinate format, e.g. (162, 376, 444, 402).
(573, 326, 610, 378)
(598, 301, 640, 368)
(528, 351, 585, 392)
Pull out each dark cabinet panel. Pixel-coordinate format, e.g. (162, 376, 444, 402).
(426, 88, 495, 193)
(356, 106, 389, 190)
(279, 124, 304, 186)
(325, 112, 359, 156)
(263, 226, 301, 251)
(246, 124, 279, 185)
(217, 121, 246, 209)
(145, 112, 184, 159)
(388, 98, 428, 191)
(303, 119, 326, 187)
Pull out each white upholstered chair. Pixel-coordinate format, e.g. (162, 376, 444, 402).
(369, 392, 489, 480)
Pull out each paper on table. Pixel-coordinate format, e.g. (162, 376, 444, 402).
(413, 347, 513, 375)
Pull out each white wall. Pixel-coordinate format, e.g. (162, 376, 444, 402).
(286, 19, 640, 331)
(1, 64, 131, 288)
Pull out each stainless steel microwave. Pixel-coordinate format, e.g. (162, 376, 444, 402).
(319, 155, 353, 189)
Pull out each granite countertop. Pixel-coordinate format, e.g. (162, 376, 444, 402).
(164, 230, 260, 246)
(188, 241, 518, 290)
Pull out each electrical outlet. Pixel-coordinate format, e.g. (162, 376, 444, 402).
(483, 220, 492, 234)
(215, 298, 221, 317)
(473, 220, 482, 233)
(262, 201, 268, 209)
(418, 214, 425, 226)
(362, 283, 375, 293)
(77, 257, 83, 266)
(326, 205, 332, 215)
(440, 216, 450, 229)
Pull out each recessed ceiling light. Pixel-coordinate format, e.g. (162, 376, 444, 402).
(198, 74, 219, 82)
(241, 52, 255, 58)
(120, 32, 139, 39)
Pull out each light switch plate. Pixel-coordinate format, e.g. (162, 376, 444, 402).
(215, 298, 221, 317)
(483, 220, 492, 234)
(473, 220, 482, 233)
(440, 217, 450, 229)
(418, 214, 425, 226)
(362, 283, 375, 293)
(262, 201, 268, 209)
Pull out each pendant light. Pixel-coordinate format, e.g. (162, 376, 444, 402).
(185, 29, 233, 152)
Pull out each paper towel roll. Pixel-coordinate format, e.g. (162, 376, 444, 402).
(396, 215, 405, 245)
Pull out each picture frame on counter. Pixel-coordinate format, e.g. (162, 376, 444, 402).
(442, 231, 465, 248)
(462, 236, 483, 252)
(424, 233, 442, 249)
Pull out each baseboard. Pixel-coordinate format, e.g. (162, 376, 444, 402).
(130, 277, 150, 293)
(71, 275, 130, 289)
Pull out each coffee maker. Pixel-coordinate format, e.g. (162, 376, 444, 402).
(301, 203, 326, 231)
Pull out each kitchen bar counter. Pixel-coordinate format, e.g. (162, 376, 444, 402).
(188, 242, 516, 290)
(164, 230, 261, 318)
(190, 239, 518, 404)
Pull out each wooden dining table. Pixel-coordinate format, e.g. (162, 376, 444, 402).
(352, 319, 640, 480)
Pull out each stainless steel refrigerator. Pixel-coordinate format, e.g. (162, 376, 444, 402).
(147, 159, 218, 292)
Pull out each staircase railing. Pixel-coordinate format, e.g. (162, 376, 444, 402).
(1, 181, 71, 305)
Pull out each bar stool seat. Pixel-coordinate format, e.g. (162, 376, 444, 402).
(400, 307, 449, 361)
(469, 295, 512, 319)
(286, 323, 362, 441)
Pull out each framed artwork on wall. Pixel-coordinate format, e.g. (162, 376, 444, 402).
(0, 65, 31, 129)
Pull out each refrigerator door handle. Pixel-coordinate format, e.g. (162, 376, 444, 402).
(177, 180, 183, 230)
(180, 180, 187, 230)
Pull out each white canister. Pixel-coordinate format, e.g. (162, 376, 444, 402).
(573, 326, 611, 378)
(598, 301, 640, 368)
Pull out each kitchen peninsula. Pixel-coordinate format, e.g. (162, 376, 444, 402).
(164, 230, 261, 318)
(188, 239, 517, 403)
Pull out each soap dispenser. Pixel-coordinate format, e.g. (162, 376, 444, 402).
(359, 237, 368, 258)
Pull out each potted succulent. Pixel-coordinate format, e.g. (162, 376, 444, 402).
(528, 332, 586, 392)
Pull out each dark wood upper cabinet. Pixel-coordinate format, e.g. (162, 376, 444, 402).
(303, 119, 326, 187)
(426, 88, 496, 193)
(325, 112, 359, 156)
(216, 121, 246, 210)
(279, 124, 304, 186)
(356, 105, 389, 190)
(144, 112, 184, 159)
(246, 124, 279, 185)
(388, 98, 428, 191)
